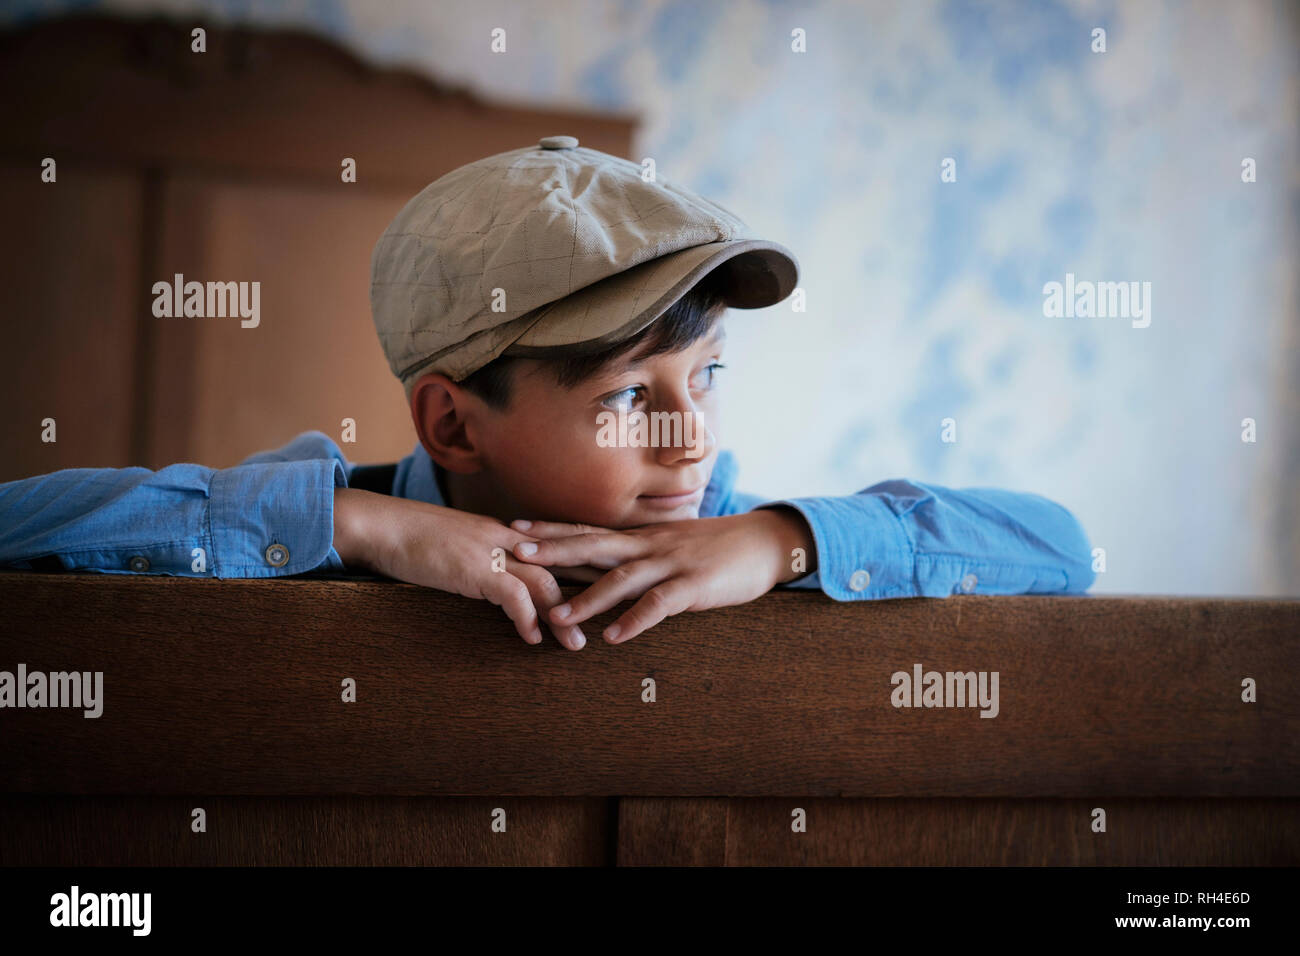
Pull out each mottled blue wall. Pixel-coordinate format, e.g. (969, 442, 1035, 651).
(8, 0, 1296, 595)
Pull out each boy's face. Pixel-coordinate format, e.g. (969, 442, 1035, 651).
(437, 319, 726, 529)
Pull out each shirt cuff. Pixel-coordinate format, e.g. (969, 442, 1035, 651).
(755, 495, 917, 600)
(209, 457, 346, 577)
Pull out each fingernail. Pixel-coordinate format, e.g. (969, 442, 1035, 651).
(517, 541, 538, 556)
(553, 603, 571, 620)
(512, 520, 532, 530)
(605, 623, 622, 642)
(570, 629, 586, 649)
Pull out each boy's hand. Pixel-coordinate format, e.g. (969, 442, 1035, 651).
(508, 509, 816, 644)
(333, 487, 591, 650)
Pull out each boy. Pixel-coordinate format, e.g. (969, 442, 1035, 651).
(0, 135, 1096, 651)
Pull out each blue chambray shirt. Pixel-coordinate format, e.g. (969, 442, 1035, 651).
(0, 430, 1096, 599)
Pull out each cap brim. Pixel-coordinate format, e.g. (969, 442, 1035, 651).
(502, 238, 799, 356)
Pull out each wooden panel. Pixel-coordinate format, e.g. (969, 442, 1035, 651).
(0, 162, 142, 481)
(0, 14, 638, 189)
(1, 574, 1296, 798)
(0, 13, 638, 476)
(617, 798, 729, 866)
(617, 797, 1300, 866)
(147, 175, 418, 469)
(0, 796, 610, 866)
(718, 798, 1300, 866)
(6, 795, 1290, 866)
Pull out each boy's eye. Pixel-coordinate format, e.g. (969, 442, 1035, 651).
(599, 363, 724, 410)
(601, 385, 646, 411)
(694, 362, 725, 390)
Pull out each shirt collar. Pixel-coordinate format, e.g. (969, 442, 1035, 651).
(393, 442, 446, 506)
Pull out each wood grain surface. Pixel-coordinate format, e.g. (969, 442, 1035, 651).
(618, 797, 1300, 866)
(2, 795, 1293, 866)
(0, 795, 611, 866)
(2, 573, 1296, 798)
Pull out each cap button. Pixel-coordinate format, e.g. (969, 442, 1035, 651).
(538, 135, 579, 150)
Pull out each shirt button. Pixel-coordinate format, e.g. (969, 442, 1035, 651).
(128, 555, 150, 573)
(959, 573, 978, 593)
(265, 543, 290, 567)
(849, 569, 871, 591)
(539, 135, 579, 149)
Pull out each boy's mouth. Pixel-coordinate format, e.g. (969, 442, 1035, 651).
(637, 485, 706, 508)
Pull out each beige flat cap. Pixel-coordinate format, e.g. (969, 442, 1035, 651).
(370, 135, 800, 392)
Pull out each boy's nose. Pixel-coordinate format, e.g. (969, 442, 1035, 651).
(652, 406, 715, 466)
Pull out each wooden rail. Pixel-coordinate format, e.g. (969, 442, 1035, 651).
(1, 572, 1296, 865)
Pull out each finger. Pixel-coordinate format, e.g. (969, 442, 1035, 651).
(513, 531, 646, 569)
(604, 580, 692, 644)
(509, 561, 588, 651)
(479, 570, 543, 646)
(547, 560, 667, 627)
(510, 519, 614, 538)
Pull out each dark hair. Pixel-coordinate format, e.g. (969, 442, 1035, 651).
(459, 273, 729, 410)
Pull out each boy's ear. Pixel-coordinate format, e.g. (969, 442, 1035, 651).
(409, 373, 487, 474)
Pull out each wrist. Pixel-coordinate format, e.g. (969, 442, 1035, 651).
(752, 506, 817, 584)
(333, 487, 377, 572)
